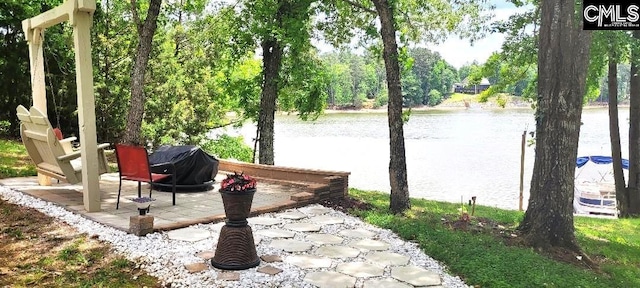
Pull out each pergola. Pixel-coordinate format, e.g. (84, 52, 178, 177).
(22, 0, 102, 212)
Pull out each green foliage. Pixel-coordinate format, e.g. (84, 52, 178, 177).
(482, 0, 636, 105)
(476, 1, 539, 101)
(142, 6, 257, 148)
(350, 189, 640, 288)
(201, 134, 253, 163)
(401, 72, 423, 106)
(0, 121, 10, 138)
(92, 0, 137, 143)
(322, 51, 385, 108)
(496, 94, 507, 108)
(373, 93, 389, 108)
(427, 89, 443, 106)
(0, 1, 59, 138)
(0, 139, 36, 178)
(427, 59, 458, 97)
(322, 47, 459, 109)
(279, 49, 329, 121)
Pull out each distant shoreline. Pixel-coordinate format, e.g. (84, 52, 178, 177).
(321, 103, 625, 114)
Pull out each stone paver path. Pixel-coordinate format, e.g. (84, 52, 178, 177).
(166, 227, 210, 242)
(172, 205, 447, 287)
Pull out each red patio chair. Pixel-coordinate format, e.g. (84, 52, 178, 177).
(115, 144, 176, 209)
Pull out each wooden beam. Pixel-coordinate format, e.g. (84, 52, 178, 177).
(27, 0, 74, 30)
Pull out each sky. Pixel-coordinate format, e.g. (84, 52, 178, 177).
(427, 0, 533, 69)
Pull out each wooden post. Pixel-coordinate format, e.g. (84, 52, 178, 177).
(519, 129, 526, 211)
(72, 6, 100, 212)
(23, 22, 50, 186)
(471, 196, 477, 216)
(23, 25, 47, 114)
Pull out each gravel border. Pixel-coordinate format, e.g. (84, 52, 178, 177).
(1, 186, 469, 287)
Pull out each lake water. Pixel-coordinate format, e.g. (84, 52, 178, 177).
(235, 107, 630, 210)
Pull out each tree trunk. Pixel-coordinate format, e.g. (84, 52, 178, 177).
(257, 38, 283, 165)
(122, 0, 162, 145)
(518, 0, 591, 250)
(607, 53, 628, 216)
(372, 0, 410, 214)
(628, 31, 640, 215)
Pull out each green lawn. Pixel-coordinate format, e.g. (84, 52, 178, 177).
(0, 139, 36, 178)
(0, 138, 160, 287)
(446, 92, 481, 103)
(350, 189, 640, 288)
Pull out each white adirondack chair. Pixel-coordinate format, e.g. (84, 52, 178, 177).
(16, 105, 109, 184)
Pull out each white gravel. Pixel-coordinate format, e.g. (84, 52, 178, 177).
(0, 186, 469, 288)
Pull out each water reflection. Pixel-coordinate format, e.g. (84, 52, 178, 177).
(237, 108, 629, 210)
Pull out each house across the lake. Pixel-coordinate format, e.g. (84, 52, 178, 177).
(453, 77, 491, 94)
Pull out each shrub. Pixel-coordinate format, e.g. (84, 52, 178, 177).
(496, 94, 508, 108)
(428, 89, 443, 106)
(0, 121, 10, 138)
(201, 134, 253, 162)
(373, 94, 389, 108)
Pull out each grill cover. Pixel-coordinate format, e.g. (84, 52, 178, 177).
(149, 145, 219, 191)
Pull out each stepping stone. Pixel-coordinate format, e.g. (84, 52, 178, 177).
(351, 239, 390, 251)
(217, 272, 240, 281)
(166, 227, 211, 242)
(300, 205, 333, 215)
(269, 239, 313, 252)
(315, 245, 360, 258)
(336, 262, 384, 278)
(283, 223, 322, 232)
(304, 271, 356, 288)
(309, 215, 344, 225)
(260, 255, 282, 263)
(256, 229, 296, 238)
(339, 228, 376, 239)
(196, 250, 215, 260)
(363, 278, 412, 288)
(184, 262, 208, 273)
(278, 211, 307, 220)
(365, 252, 410, 266)
(285, 255, 332, 269)
(306, 233, 343, 245)
(257, 265, 282, 275)
(391, 266, 442, 286)
(209, 222, 225, 231)
(248, 217, 282, 226)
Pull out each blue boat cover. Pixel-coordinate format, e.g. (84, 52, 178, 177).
(576, 156, 629, 170)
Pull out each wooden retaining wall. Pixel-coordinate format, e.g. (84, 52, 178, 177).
(218, 159, 350, 206)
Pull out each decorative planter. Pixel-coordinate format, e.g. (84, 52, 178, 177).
(220, 188, 256, 225)
(211, 188, 260, 270)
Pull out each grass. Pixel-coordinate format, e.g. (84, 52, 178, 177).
(349, 189, 640, 288)
(0, 139, 36, 178)
(446, 92, 481, 103)
(442, 92, 528, 109)
(0, 197, 161, 287)
(0, 138, 160, 287)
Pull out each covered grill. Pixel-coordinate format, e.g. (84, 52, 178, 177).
(149, 145, 219, 192)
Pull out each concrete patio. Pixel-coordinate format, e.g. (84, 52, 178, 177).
(0, 173, 309, 231)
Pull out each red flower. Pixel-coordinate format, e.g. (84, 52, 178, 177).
(220, 172, 256, 192)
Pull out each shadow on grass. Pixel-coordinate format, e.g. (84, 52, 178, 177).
(349, 189, 640, 288)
